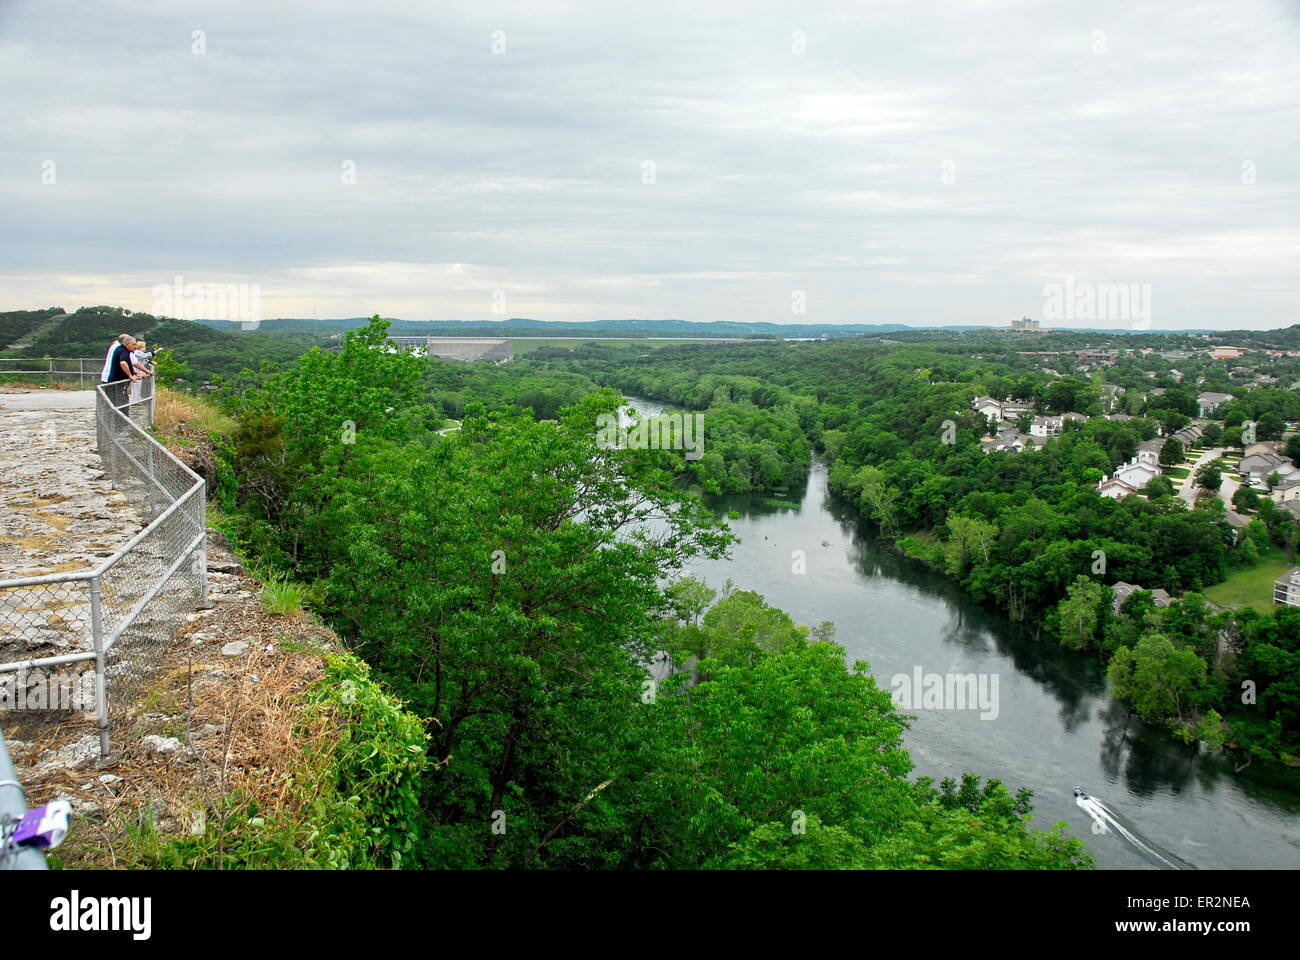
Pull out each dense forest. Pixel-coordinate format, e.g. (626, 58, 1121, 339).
(183, 318, 1092, 869)
(528, 337, 1300, 764)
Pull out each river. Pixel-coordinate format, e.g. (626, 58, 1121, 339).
(628, 398, 1300, 870)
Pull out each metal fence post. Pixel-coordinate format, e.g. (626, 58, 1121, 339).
(89, 575, 110, 759)
(198, 491, 209, 606)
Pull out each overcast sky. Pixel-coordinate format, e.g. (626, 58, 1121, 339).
(2, 0, 1298, 329)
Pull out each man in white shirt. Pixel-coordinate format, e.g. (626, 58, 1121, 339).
(101, 333, 131, 382)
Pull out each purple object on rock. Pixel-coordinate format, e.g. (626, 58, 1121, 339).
(11, 800, 72, 849)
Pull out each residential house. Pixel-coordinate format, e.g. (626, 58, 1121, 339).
(1224, 510, 1252, 539)
(1134, 445, 1161, 468)
(980, 428, 1033, 454)
(1239, 452, 1296, 483)
(1197, 391, 1234, 417)
(1243, 441, 1283, 458)
(1272, 473, 1300, 504)
(1274, 568, 1300, 607)
(1112, 457, 1161, 490)
(1029, 415, 1063, 439)
(1097, 477, 1139, 499)
(1138, 438, 1166, 460)
(1172, 425, 1203, 449)
(1110, 582, 1173, 615)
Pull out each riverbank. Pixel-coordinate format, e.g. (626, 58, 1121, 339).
(675, 451, 1300, 870)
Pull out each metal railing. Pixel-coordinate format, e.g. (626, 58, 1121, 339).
(0, 357, 103, 389)
(0, 377, 207, 759)
(0, 727, 48, 869)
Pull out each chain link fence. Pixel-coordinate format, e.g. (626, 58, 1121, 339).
(0, 358, 102, 389)
(0, 377, 207, 756)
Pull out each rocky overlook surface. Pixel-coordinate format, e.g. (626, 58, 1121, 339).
(1, 390, 338, 865)
(0, 389, 141, 580)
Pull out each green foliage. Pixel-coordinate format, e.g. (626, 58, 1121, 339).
(204, 322, 1093, 869)
(259, 573, 306, 616)
(1056, 576, 1108, 651)
(1196, 459, 1224, 492)
(1159, 437, 1185, 467)
(1108, 632, 1207, 724)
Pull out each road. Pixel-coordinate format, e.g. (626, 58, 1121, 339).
(1176, 446, 1224, 505)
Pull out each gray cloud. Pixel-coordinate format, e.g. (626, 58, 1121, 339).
(2, 0, 1298, 328)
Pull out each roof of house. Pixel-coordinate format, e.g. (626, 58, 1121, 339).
(1111, 581, 1173, 612)
(1115, 460, 1160, 478)
(1098, 477, 1138, 495)
(1240, 452, 1289, 471)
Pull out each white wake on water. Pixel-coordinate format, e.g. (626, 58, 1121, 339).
(1074, 789, 1197, 870)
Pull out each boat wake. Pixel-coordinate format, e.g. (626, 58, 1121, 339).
(1074, 787, 1197, 870)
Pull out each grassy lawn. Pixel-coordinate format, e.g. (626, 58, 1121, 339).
(1166, 467, 1191, 479)
(1203, 548, 1295, 612)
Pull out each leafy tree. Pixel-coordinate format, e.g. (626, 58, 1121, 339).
(1158, 437, 1184, 467)
(1144, 475, 1175, 499)
(1195, 459, 1224, 493)
(1057, 576, 1107, 650)
(1232, 485, 1260, 512)
(1108, 633, 1207, 723)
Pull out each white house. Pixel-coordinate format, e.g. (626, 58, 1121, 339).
(972, 396, 1003, 420)
(1029, 415, 1063, 439)
(1272, 473, 1300, 504)
(1113, 458, 1161, 489)
(1197, 391, 1234, 417)
(1274, 568, 1300, 607)
(1098, 477, 1139, 499)
(1135, 447, 1161, 468)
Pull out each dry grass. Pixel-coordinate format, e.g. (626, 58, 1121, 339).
(153, 386, 235, 440)
(18, 560, 339, 869)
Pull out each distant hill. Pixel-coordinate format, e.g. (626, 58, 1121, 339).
(196, 317, 931, 338)
(192, 315, 1253, 339)
(3, 306, 323, 384)
(0, 307, 68, 351)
